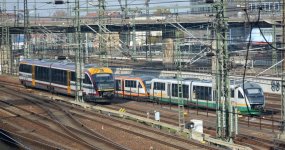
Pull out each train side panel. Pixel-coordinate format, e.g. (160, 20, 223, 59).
(19, 59, 115, 103)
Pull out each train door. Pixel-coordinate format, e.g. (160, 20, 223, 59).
(236, 88, 245, 107)
(115, 79, 122, 91)
(83, 74, 93, 96)
(121, 79, 124, 97)
(32, 65, 35, 86)
(167, 83, 171, 97)
(67, 71, 71, 95)
(167, 83, 171, 103)
(138, 81, 144, 95)
(132, 80, 138, 95)
(115, 79, 122, 97)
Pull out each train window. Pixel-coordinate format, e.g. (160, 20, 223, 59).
(231, 90, 234, 98)
(238, 91, 244, 98)
(193, 86, 212, 100)
(71, 72, 76, 81)
(35, 66, 49, 82)
(246, 89, 261, 95)
(51, 69, 67, 85)
(125, 80, 136, 88)
(83, 74, 92, 84)
(138, 82, 142, 88)
(116, 80, 122, 91)
(183, 85, 189, 98)
(171, 84, 178, 97)
(154, 82, 165, 91)
(19, 64, 32, 73)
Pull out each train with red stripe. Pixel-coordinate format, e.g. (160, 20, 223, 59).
(19, 59, 115, 102)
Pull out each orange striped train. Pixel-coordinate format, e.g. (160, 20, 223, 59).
(114, 75, 153, 100)
(19, 59, 115, 102)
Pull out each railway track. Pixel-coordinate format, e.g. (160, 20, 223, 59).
(110, 98, 282, 131)
(0, 87, 128, 150)
(55, 102, 218, 150)
(99, 99, 282, 149)
(0, 128, 58, 150)
(1, 77, 284, 149)
(0, 79, 217, 149)
(0, 78, 282, 131)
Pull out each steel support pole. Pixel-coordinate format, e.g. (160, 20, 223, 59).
(85, 33, 89, 63)
(131, 17, 136, 55)
(75, 0, 84, 102)
(175, 31, 185, 130)
(280, 0, 285, 140)
(24, 0, 30, 58)
(272, 23, 277, 73)
(98, 0, 107, 67)
(215, 0, 233, 142)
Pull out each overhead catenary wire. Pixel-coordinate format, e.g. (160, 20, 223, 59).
(242, 7, 257, 116)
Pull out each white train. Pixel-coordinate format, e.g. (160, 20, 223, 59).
(19, 59, 115, 102)
(149, 78, 265, 115)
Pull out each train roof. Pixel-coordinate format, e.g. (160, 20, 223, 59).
(151, 78, 193, 83)
(115, 74, 154, 81)
(230, 80, 262, 89)
(152, 78, 262, 88)
(20, 59, 104, 72)
(243, 82, 262, 89)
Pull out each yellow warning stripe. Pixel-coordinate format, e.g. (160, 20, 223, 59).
(67, 71, 71, 94)
(32, 65, 36, 86)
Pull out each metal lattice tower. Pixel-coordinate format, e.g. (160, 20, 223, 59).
(1, 26, 11, 74)
(75, 0, 84, 102)
(280, 0, 285, 141)
(0, 0, 12, 75)
(175, 31, 185, 130)
(145, 0, 151, 61)
(24, 0, 30, 58)
(98, 0, 107, 67)
(214, 0, 233, 142)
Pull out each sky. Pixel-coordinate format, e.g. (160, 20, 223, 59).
(2, 0, 193, 17)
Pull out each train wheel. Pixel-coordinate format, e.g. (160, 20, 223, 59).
(22, 81, 27, 88)
(50, 87, 55, 94)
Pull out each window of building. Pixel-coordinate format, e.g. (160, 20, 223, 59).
(274, 2, 279, 11)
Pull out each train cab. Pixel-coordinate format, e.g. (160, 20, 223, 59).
(235, 82, 265, 114)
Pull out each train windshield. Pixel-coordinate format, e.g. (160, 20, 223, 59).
(92, 74, 114, 90)
(245, 88, 263, 96)
(93, 74, 114, 83)
(245, 88, 264, 104)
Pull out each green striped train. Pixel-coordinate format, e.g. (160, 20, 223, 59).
(149, 78, 265, 115)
